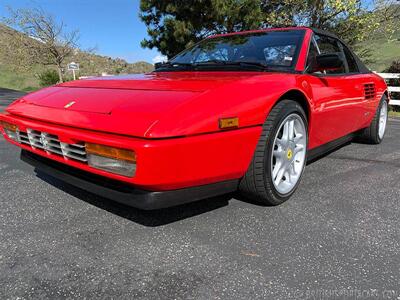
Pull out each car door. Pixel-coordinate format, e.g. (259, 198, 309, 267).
(305, 34, 366, 147)
(339, 41, 377, 130)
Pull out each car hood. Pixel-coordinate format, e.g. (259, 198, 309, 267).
(58, 72, 249, 92)
(6, 72, 265, 138)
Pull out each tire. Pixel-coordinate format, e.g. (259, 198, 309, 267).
(239, 100, 308, 205)
(357, 95, 389, 144)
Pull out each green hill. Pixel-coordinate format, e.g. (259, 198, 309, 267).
(357, 25, 400, 72)
(360, 5, 400, 72)
(366, 39, 400, 72)
(0, 23, 154, 92)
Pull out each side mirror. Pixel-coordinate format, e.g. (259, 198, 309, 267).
(313, 53, 344, 72)
(154, 62, 163, 69)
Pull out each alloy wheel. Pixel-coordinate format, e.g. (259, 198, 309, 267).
(271, 114, 307, 195)
(378, 101, 388, 140)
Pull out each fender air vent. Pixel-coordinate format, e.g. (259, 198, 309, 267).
(364, 83, 376, 100)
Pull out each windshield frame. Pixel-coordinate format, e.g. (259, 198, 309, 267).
(155, 29, 307, 73)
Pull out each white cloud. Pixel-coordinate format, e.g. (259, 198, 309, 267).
(152, 54, 168, 64)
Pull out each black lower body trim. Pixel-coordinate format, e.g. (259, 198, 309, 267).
(307, 132, 358, 163)
(21, 150, 239, 210)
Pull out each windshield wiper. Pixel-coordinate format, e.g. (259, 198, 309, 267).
(192, 60, 270, 71)
(155, 61, 194, 70)
(155, 60, 273, 72)
(193, 60, 228, 66)
(155, 60, 228, 71)
(223, 61, 269, 71)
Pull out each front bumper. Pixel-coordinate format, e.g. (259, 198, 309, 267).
(21, 150, 239, 210)
(1, 113, 261, 190)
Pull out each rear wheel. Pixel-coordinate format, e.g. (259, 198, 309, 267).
(357, 96, 388, 144)
(239, 100, 308, 205)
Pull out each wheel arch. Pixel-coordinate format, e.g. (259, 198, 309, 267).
(274, 89, 311, 123)
(383, 90, 390, 102)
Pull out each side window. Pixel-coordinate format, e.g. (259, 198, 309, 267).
(306, 39, 319, 73)
(314, 35, 346, 74)
(341, 44, 359, 73)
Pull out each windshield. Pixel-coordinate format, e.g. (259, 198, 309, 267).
(158, 29, 305, 72)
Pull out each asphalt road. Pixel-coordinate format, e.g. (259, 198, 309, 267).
(1, 89, 400, 299)
(0, 88, 25, 112)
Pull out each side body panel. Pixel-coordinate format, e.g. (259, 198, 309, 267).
(362, 73, 388, 127)
(303, 74, 366, 146)
(293, 73, 386, 149)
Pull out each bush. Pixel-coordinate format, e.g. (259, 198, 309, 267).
(37, 69, 59, 87)
(384, 61, 400, 73)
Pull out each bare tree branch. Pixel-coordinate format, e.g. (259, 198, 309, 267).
(2, 6, 80, 82)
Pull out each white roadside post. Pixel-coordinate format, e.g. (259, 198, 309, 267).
(67, 62, 80, 80)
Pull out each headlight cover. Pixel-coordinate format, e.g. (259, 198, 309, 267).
(4, 128, 19, 142)
(0, 121, 19, 142)
(87, 154, 136, 177)
(86, 143, 136, 177)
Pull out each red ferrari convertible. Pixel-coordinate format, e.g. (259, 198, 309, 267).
(0, 27, 389, 209)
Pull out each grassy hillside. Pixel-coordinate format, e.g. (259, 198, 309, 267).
(358, 27, 400, 72)
(0, 23, 153, 91)
(0, 65, 39, 92)
(365, 40, 400, 72)
(362, 5, 400, 72)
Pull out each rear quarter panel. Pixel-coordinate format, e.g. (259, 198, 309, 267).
(369, 73, 389, 107)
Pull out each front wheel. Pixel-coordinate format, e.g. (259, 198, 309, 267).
(239, 100, 308, 205)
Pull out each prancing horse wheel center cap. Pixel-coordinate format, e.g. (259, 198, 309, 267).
(287, 149, 293, 160)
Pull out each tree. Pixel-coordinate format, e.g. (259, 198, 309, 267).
(140, 0, 400, 58)
(297, 0, 399, 45)
(139, 0, 266, 58)
(3, 7, 80, 83)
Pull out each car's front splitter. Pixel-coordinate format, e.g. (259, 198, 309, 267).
(21, 150, 239, 210)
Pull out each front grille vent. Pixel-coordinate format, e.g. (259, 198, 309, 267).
(364, 83, 376, 100)
(16, 129, 87, 163)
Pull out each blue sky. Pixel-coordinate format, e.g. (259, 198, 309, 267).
(0, 0, 163, 63)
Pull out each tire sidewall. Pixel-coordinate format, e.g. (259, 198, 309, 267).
(375, 98, 388, 143)
(264, 102, 309, 202)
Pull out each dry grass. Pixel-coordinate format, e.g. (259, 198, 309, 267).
(389, 110, 400, 118)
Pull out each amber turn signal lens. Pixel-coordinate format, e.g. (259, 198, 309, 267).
(219, 117, 239, 129)
(86, 143, 136, 163)
(0, 121, 18, 132)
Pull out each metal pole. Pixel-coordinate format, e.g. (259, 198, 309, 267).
(72, 69, 76, 81)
